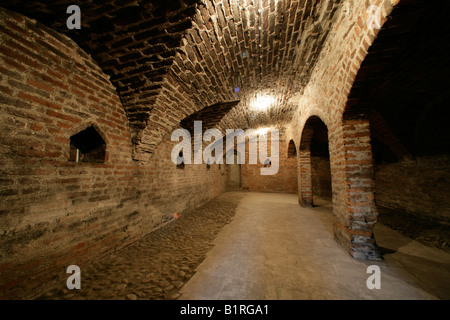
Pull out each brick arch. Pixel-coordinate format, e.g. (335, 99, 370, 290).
(298, 115, 330, 208)
(2, 0, 345, 164)
(134, 0, 344, 161)
(333, 0, 450, 260)
(285, 0, 400, 260)
(328, 1, 410, 261)
(287, 140, 297, 158)
(294, 106, 331, 146)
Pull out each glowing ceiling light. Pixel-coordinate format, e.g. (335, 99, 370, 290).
(256, 127, 271, 136)
(251, 94, 275, 111)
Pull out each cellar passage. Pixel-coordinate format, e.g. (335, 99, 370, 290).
(1, 0, 449, 300)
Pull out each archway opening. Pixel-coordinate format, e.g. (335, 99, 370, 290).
(298, 116, 332, 208)
(226, 149, 242, 191)
(287, 140, 297, 158)
(346, 0, 450, 253)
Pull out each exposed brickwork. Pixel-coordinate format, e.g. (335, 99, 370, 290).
(1, 0, 202, 128)
(297, 115, 332, 205)
(1, 0, 448, 300)
(298, 124, 314, 207)
(346, 0, 450, 231)
(311, 156, 331, 200)
(131, 0, 344, 161)
(340, 117, 380, 260)
(375, 155, 450, 225)
(1, 0, 345, 162)
(241, 133, 297, 194)
(0, 9, 225, 299)
(180, 100, 240, 135)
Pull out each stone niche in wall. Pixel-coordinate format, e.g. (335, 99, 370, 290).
(69, 126, 106, 163)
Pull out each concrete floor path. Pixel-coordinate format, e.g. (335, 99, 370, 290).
(179, 192, 450, 300)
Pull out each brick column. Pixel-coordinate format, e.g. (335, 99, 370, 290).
(298, 126, 314, 207)
(332, 118, 382, 260)
(299, 149, 313, 207)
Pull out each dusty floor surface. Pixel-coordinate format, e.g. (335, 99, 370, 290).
(377, 207, 450, 254)
(178, 193, 450, 300)
(37, 194, 242, 300)
(36, 192, 450, 300)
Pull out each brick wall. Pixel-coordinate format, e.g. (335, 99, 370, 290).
(0, 8, 225, 299)
(2, 0, 437, 299)
(241, 134, 297, 194)
(311, 156, 332, 200)
(375, 155, 450, 225)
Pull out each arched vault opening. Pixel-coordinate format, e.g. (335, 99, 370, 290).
(298, 116, 331, 208)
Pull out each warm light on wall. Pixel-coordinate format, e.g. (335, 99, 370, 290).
(251, 94, 275, 111)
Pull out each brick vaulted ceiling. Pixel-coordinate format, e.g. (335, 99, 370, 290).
(2, 0, 343, 159)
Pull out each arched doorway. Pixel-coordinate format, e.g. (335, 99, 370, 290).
(287, 140, 297, 158)
(226, 150, 242, 191)
(345, 0, 450, 252)
(298, 116, 332, 208)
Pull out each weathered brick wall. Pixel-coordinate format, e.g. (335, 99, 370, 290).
(3, 0, 438, 300)
(241, 135, 297, 194)
(311, 156, 332, 200)
(375, 155, 450, 225)
(0, 8, 224, 299)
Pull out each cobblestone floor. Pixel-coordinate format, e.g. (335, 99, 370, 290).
(36, 192, 450, 300)
(38, 193, 243, 300)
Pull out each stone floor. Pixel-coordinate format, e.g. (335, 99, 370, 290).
(178, 192, 450, 300)
(38, 194, 243, 300)
(39, 191, 450, 300)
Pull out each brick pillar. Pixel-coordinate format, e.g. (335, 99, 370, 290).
(332, 118, 382, 260)
(298, 126, 314, 207)
(299, 149, 313, 207)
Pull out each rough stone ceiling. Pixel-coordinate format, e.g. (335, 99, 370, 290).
(2, 0, 343, 156)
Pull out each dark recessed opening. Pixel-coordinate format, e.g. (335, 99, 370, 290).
(287, 140, 297, 158)
(177, 151, 185, 169)
(69, 126, 106, 163)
